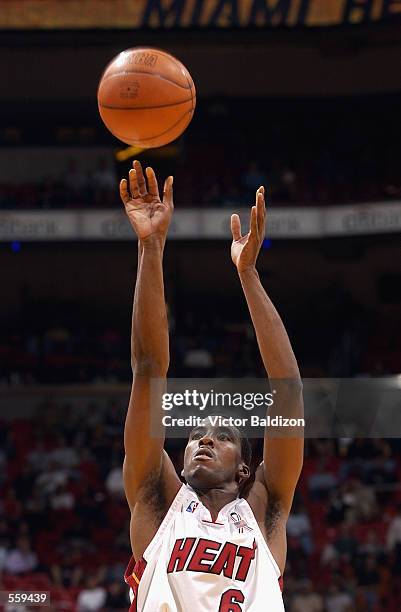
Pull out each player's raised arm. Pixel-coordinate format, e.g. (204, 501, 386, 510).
(230, 188, 304, 549)
(120, 161, 181, 519)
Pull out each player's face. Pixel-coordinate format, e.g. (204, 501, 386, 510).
(183, 424, 246, 490)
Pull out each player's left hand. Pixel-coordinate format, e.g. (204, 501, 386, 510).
(230, 186, 266, 273)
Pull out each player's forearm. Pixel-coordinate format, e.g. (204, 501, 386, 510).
(131, 236, 169, 375)
(239, 267, 300, 380)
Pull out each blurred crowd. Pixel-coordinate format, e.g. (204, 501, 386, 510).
(1, 153, 400, 210)
(1, 278, 400, 386)
(1, 400, 401, 611)
(0, 400, 130, 611)
(0, 157, 118, 211)
(1, 95, 401, 210)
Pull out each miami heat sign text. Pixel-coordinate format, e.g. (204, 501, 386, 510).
(1, 0, 400, 29)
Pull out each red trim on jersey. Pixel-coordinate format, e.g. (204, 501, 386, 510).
(124, 556, 283, 607)
(124, 556, 147, 611)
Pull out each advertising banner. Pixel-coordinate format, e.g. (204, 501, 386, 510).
(1, 0, 400, 30)
(1, 202, 401, 241)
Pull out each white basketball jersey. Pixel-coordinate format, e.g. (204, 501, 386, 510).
(124, 483, 284, 611)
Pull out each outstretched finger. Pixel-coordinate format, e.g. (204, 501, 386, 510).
(146, 167, 159, 198)
(250, 205, 258, 238)
(231, 214, 242, 241)
(256, 187, 265, 233)
(133, 160, 147, 196)
(163, 176, 174, 209)
(119, 178, 130, 205)
(129, 169, 139, 199)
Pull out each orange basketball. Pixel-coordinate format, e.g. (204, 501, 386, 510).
(97, 47, 196, 148)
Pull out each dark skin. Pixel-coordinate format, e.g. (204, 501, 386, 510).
(183, 425, 250, 517)
(120, 161, 303, 576)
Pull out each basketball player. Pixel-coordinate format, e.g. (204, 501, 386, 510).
(119, 160, 303, 611)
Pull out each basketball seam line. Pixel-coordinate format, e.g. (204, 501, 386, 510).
(100, 69, 191, 90)
(99, 98, 193, 111)
(182, 65, 196, 115)
(110, 108, 194, 143)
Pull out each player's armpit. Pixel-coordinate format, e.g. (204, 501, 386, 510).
(124, 450, 181, 512)
(248, 457, 303, 524)
(126, 449, 182, 560)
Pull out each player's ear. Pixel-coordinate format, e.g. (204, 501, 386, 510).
(237, 462, 250, 483)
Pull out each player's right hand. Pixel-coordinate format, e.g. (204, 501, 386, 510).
(120, 160, 174, 242)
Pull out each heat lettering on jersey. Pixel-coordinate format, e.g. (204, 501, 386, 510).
(167, 537, 256, 581)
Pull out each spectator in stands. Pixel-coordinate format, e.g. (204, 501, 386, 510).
(50, 550, 83, 588)
(325, 583, 353, 612)
(27, 439, 50, 472)
(308, 458, 338, 500)
(291, 579, 324, 612)
(326, 488, 346, 525)
(322, 524, 359, 566)
(105, 461, 124, 499)
(358, 529, 385, 558)
(90, 157, 117, 206)
(387, 504, 401, 551)
(182, 339, 214, 374)
(49, 482, 75, 511)
(387, 503, 401, 574)
(334, 524, 359, 562)
(341, 478, 378, 523)
(63, 158, 88, 200)
(365, 452, 397, 490)
(35, 460, 68, 496)
(49, 435, 79, 469)
(76, 576, 106, 612)
(287, 500, 313, 556)
(4, 536, 38, 574)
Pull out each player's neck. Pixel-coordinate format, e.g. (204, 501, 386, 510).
(193, 486, 238, 522)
